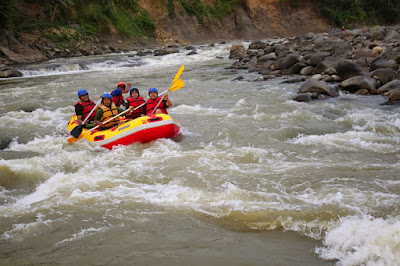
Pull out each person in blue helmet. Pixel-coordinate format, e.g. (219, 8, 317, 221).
(142, 87, 172, 115)
(74, 89, 97, 128)
(94, 93, 125, 129)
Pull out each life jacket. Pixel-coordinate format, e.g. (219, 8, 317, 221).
(126, 96, 145, 119)
(74, 100, 96, 121)
(145, 96, 168, 115)
(98, 103, 119, 128)
(112, 94, 124, 107)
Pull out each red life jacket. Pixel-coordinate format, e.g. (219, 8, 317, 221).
(112, 94, 124, 107)
(145, 96, 168, 115)
(74, 100, 96, 121)
(126, 96, 145, 119)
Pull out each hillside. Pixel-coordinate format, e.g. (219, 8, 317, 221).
(0, 0, 397, 66)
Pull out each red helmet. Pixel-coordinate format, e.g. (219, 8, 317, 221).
(117, 82, 126, 88)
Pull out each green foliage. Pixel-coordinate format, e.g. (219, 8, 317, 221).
(168, 0, 175, 19)
(179, 0, 244, 23)
(311, 0, 400, 26)
(0, 0, 17, 34)
(180, 0, 208, 23)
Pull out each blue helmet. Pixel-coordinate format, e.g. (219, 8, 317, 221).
(129, 87, 139, 96)
(148, 87, 158, 94)
(78, 89, 88, 97)
(102, 93, 112, 100)
(111, 89, 122, 97)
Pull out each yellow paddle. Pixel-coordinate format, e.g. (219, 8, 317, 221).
(67, 78, 185, 144)
(151, 65, 185, 115)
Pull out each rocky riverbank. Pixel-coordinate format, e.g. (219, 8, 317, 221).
(228, 25, 400, 105)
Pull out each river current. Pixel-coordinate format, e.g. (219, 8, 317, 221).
(0, 42, 399, 265)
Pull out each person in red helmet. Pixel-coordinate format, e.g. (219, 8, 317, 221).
(126, 87, 145, 119)
(142, 87, 172, 115)
(110, 81, 131, 107)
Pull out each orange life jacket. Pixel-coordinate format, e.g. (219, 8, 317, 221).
(98, 103, 119, 128)
(75, 100, 96, 121)
(145, 96, 168, 115)
(126, 96, 145, 119)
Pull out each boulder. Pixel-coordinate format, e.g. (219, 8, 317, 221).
(274, 54, 299, 70)
(0, 68, 23, 78)
(388, 88, 400, 101)
(300, 66, 314, 75)
(293, 93, 312, 102)
(299, 79, 331, 95)
(154, 48, 179, 56)
(309, 52, 331, 67)
(370, 30, 384, 41)
(229, 44, 246, 59)
(282, 62, 307, 75)
(249, 41, 267, 50)
(385, 30, 400, 42)
(313, 57, 339, 74)
(336, 60, 365, 80)
(369, 68, 397, 85)
(353, 48, 375, 59)
(340, 76, 377, 93)
(376, 80, 400, 94)
(370, 58, 398, 71)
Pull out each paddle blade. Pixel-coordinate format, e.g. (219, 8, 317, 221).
(70, 125, 83, 138)
(173, 65, 184, 83)
(170, 79, 184, 91)
(67, 134, 83, 143)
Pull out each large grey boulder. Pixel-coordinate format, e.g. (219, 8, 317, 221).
(336, 60, 365, 81)
(299, 79, 331, 95)
(369, 68, 397, 85)
(229, 44, 246, 59)
(376, 80, 400, 94)
(340, 76, 377, 93)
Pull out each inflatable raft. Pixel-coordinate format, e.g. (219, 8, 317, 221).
(67, 114, 181, 149)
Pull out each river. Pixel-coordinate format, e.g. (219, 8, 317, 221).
(0, 41, 399, 265)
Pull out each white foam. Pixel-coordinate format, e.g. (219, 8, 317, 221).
(316, 215, 400, 266)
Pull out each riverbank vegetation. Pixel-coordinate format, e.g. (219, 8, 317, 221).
(283, 0, 400, 27)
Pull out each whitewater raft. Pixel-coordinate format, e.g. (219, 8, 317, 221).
(67, 114, 181, 149)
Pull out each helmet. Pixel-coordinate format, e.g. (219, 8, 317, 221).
(78, 89, 88, 97)
(117, 82, 126, 88)
(111, 89, 122, 97)
(148, 87, 158, 93)
(102, 93, 112, 100)
(129, 87, 139, 96)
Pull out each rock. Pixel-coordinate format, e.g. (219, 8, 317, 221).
(340, 76, 377, 93)
(388, 88, 400, 101)
(355, 89, 369, 95)
(154, 48, 179, 56)
(187, 51, 197, 56)
(232, 76, 244, 81)
(299, 79, 331, 95)
(370, 58, 398, 71)
(229, 44, 246, 59)
(249, 40, 267, 50)
(369, 68, 397, 85)
(371, 30, 384, 41)
(336, 60, 365, 80)
(313, 56, 339, 74)
(309, 52, 331, 67)
(324, 67, 337, 75)
(293, 93, 312, 102)
(281, 77, 305, 83)
(0, 69, 23, 78)
(274, 54, 299, 70)
(300, 66, 315, 75)
(372, 46, 385, 56)
(376, 80, 400, 94)
(385, 30, 400, 42)
(282, 63, 307, 75)
(353, 48, 375, 59)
